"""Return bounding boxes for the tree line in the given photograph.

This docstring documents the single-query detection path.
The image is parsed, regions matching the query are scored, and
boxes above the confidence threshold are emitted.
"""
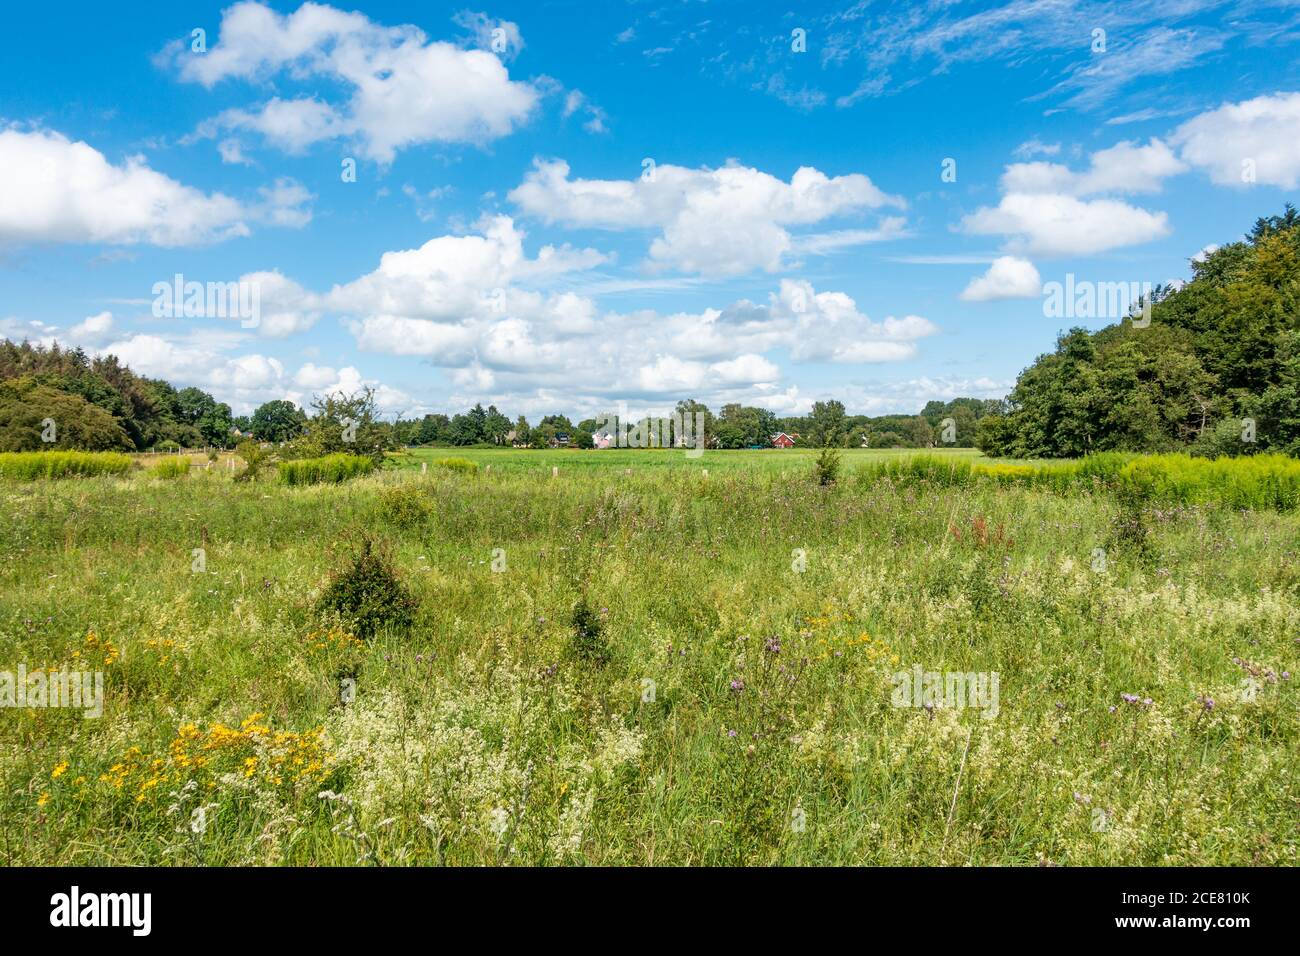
[0,343,1000,454]
[977,205,1300,458]
[3,205,1294,459]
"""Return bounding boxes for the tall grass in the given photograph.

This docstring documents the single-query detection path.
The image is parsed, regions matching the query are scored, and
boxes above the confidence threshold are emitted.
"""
[278,454,376,486]
[432,456,478,474]
[0,451,132,480]
[858,452,1300,511]
[1,452,1297,866]
[2,460,1295,866]
[150,457,191,479]
[1117,453,1300,511]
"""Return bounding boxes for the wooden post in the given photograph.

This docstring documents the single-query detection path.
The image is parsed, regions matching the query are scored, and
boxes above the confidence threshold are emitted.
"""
[703,469,708,478]
[486,464,491,473]
[421,462,427,474]
[552,466,558,478]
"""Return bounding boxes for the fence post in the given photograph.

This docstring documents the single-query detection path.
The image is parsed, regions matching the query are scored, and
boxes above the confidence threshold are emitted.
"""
[552,466,558,478]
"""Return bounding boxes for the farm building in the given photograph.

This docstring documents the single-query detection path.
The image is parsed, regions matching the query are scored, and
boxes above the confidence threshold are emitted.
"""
[771,432,797,448]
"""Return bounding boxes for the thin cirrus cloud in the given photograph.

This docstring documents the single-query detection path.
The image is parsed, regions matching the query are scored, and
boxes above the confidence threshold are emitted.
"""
[165,1,540,163]
[508,158,906,276]
[0,127,311,246]
[788,2,1257,112]
[1037,26,1228,112]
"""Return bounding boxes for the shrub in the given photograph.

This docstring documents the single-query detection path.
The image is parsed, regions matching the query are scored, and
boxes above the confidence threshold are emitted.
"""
[0,451,132,480]
[1108,486,1151,556]
[151,457,191,479]
[433,457,478,475]
[378,484,434,529]
[279,454,376,486]
[318,537,419,638]
[568,597,610,665]
[813,446,842,486]
[234,440,273,483]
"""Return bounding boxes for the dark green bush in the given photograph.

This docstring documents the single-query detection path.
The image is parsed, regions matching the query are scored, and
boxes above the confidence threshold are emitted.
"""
[318,538,419,638]
[568,597,609,665]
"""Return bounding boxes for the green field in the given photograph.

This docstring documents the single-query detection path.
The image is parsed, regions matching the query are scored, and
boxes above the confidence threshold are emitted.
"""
[396,445,989,474]
[1,448,1296,865]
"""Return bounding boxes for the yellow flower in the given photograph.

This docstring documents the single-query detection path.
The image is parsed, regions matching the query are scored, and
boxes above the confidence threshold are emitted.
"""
[51,761,69,779]
[37,792,50,807]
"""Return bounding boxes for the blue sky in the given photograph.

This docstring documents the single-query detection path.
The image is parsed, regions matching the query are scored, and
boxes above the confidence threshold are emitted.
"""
[2,0,1299,420]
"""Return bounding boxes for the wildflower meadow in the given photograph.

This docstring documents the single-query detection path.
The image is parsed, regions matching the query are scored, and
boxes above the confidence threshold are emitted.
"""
[1,447,1294,866]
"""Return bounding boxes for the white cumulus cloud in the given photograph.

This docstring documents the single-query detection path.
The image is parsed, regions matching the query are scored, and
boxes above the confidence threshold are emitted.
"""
[509,158,904,276]
[960,256,1042,301]
[0,128,276,247]
[168,1,540,163]
[1172,91,1300,189]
